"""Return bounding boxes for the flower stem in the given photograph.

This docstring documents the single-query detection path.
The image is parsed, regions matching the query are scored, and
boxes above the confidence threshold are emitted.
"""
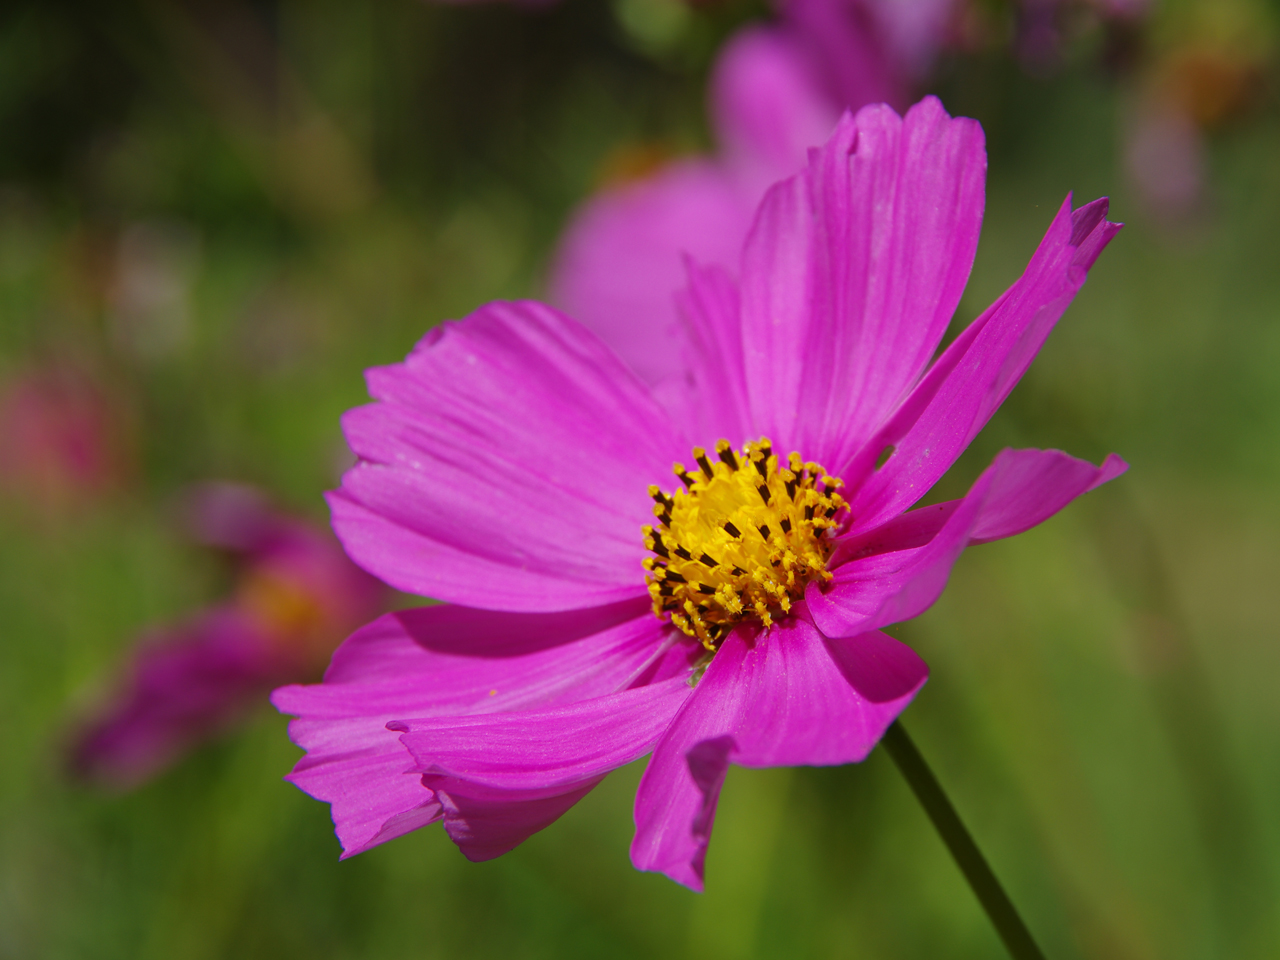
[882,720,1047,960]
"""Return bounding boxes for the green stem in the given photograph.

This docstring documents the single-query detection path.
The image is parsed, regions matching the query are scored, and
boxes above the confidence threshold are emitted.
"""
[882,720,1047,960]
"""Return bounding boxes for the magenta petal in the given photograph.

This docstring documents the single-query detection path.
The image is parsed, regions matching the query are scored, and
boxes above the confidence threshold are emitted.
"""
[671,260,752,445]
[392,677,691,862]
[432,778,603,862]
[969,449,1129,544]
[710,26,841,199]
[844,197,1123,530]
[729,617,927,767]
[808,461,996,638]
[331,300,685,611]
[629,620,927,889]
[546,160,754,388]
[738,97,987,466]
[781,0,908,111]
[811,447,1127,638]
[273,602,676,857]
[630,633,750,891]
[74,608,285,790]
[393,677,691,790]
[280,717,443,858]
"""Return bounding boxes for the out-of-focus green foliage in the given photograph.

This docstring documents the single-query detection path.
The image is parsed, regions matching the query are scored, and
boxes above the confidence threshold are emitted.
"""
[1,1,1278,958]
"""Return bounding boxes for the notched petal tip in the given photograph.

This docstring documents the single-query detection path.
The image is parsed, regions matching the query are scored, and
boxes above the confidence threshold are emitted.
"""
[1098,453,1130,484]
[1070,195,1124,271]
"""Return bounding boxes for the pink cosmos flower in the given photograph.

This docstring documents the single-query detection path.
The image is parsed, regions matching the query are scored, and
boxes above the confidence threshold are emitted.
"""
[274,97,1125,890]
[548,0,956,388]
[0,361,133,512]
[73,484,384,790]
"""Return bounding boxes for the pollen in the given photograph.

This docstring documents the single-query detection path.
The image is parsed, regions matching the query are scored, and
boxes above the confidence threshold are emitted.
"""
[642,437,848,651]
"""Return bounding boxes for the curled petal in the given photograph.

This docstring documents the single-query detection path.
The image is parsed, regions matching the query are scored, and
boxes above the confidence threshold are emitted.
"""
[810,447,1127,639]
[431,777,603,863]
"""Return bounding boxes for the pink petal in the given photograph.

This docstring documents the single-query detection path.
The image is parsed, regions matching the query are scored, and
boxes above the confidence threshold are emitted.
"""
[809,447,1127,639]
[710,26,841,200]
[546,160,753,388]
[273,602,683,857]
[729,618,927,768]
[630,621,926,890]
[630,634,749,891]
[738,97,986,467]
[331,300,685,612]
[670,260,752,446]
[280,717,443,858]
[73,608,286,790]
[388,679,690,862]
[968,449,1129,544]
[392,678,692,791]
[431,778,603,862]
[546,22,843,393]
[843,197,1122,530]
[780,0,908,111]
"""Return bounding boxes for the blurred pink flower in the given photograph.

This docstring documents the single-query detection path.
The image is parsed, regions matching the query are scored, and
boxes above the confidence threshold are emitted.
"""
[275,98,1124,889]
[548,0,956,387]
[72,483,385,790]
[1123,40,1266,225]
[0,362,133,512]
[1124,97,1206,222]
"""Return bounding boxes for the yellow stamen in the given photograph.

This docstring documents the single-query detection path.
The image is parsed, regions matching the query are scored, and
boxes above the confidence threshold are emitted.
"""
[643,437,847,651]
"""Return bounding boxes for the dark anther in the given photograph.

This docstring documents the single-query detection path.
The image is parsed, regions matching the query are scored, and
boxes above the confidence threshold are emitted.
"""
[699,553,719,568]
[780,518,792,534]
[697,584,716,596]
[651,540,670,558]
[674,464,695,489]
[754,456,769,481]
[716,440,740,471]
[731,565,745,575]
[658,583,674,596]
[650,488,673,508]
[757,483,771,504]
[784,479,797,500]
[758,524,771,540]
[673,545,693,561]
[723,521,742,538]
[658,511,672,528]
[694,449,715,478]
[665,571,687,583]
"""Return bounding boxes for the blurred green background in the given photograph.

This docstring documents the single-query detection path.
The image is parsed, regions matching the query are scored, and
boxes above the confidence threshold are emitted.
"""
[2,0,1279,957]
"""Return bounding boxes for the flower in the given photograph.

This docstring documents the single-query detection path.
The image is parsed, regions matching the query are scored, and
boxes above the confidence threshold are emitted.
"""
[0,360,134,513]
[548,0,956,387]
[72,484,385,790]
[274,97,1125,890]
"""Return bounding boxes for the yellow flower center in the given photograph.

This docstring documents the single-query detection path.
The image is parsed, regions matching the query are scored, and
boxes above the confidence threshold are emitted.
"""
[642,437,848,651]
